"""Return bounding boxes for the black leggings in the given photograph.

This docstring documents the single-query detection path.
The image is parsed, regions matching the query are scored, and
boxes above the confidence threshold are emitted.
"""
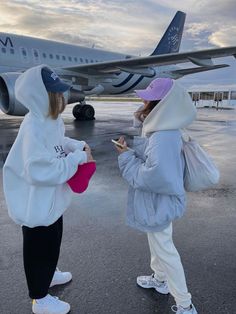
[22,216,63,299]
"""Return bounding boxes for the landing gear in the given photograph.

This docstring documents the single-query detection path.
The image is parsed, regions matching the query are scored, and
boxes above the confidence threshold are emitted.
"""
[72,104,95,120]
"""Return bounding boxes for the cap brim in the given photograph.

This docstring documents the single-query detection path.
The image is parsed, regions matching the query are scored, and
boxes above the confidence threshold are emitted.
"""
[135,89,162,101]
[47,81,71,93]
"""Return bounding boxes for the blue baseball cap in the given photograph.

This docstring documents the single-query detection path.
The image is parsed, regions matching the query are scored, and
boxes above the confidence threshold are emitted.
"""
[41,67,71,93]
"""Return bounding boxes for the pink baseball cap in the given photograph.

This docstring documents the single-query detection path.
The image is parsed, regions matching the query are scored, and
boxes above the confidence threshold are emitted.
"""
[135,78,173,101]
[67,162,96,193]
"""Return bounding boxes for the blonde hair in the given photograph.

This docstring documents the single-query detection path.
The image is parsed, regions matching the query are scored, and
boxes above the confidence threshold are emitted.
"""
[47,92,66,119]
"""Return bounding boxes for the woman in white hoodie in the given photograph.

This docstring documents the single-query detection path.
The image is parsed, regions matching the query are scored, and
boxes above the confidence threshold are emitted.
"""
[115,78,198,314]
[3,65,94,314]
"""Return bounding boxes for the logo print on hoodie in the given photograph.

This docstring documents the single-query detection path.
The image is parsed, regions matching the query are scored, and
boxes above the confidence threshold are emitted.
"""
[54,145,66,158]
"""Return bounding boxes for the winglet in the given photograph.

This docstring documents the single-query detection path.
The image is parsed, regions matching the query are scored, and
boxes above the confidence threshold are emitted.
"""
[151,11,186,55]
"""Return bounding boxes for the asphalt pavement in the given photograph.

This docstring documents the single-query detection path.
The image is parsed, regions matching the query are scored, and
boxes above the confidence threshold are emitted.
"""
[0,102,236,314]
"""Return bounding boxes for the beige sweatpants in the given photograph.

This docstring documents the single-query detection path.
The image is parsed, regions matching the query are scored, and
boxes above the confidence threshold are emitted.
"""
[147,223,192,308]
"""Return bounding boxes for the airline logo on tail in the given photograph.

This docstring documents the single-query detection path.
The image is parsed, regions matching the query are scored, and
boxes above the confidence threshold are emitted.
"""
[168,26,180,51]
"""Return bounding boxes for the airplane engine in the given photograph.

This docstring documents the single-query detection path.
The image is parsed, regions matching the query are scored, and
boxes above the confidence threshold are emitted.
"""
[0,72,28,116]
[0,73,89,118]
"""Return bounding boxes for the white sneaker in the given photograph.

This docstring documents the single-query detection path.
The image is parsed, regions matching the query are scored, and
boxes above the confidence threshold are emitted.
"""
[171,304,198,314]
[137,273,169,294]
[50,268,72,288]
[32,294,70,314]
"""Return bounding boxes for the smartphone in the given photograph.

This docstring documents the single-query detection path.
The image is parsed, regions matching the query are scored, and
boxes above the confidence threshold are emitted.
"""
[111,139,126,149]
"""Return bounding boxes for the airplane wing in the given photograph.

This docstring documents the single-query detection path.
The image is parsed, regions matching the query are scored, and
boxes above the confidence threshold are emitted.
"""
[170,64,229,77]
[61,46,236,76]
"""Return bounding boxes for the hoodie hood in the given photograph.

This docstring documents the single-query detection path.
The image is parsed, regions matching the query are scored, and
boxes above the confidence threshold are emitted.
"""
[141,80,197,137]
[15,64,50,120]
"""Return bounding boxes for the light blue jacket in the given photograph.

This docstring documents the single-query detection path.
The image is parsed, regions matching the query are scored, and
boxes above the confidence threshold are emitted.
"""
[118,80,197,233]
[118,130,186,233]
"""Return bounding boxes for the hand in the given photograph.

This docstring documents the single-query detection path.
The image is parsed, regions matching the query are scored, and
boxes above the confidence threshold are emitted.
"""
[115,136,128,154]
[84,143,91,153]
[85,147,95,162]
[87,153,95,162]
[83,143,91,150]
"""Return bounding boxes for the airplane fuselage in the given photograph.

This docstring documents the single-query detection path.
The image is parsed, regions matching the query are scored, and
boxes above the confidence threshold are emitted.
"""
[0,33,178,96]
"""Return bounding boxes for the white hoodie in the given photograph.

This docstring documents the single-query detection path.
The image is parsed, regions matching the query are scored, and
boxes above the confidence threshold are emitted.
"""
[141,80,197,136]
[3,64,87,227]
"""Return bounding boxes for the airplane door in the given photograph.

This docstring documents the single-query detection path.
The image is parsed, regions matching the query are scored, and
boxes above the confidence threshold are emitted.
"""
[32,48,41,64]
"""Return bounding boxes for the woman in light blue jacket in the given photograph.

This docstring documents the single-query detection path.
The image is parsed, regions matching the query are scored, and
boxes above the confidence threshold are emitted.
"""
[115,78,198,314]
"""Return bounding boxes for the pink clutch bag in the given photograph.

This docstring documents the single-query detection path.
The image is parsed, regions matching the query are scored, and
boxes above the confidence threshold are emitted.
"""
[67,161,96,193]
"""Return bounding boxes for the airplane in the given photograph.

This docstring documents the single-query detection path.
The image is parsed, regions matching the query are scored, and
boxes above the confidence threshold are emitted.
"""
[0,10,236,120]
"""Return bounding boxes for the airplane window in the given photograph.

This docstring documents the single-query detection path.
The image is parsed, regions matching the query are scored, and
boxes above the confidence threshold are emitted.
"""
[80,58,83,62]
[56,55,60,60]
[22,49,27,56]
[68,56,72,61]
[85,59,88,63]
[62,56,66,60]
[90,60,94,63]
[49,54,53,59]
[42,52,47,58]
[10,48,14,54]
[1,47,6,53]
[31,48,40,63]
[74,57,78,62]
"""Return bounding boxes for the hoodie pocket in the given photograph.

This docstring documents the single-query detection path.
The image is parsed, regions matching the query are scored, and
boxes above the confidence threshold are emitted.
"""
[133,190,159,227]
[133,191,184,229]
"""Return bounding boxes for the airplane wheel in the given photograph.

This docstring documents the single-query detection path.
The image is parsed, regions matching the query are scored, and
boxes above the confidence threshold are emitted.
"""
[82,104,95,120]
[72,104,83,119]
[72,104,95,120]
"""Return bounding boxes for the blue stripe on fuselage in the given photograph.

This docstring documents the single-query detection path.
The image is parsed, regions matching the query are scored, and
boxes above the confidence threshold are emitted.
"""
[111,75,144,94]
[112,73,134,87]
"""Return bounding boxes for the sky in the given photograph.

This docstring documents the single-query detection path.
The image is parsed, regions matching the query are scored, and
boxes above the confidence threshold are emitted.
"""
[0,0,236,88]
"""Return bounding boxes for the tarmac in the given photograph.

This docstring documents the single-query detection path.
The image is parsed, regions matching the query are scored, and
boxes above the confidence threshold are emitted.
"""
[0,102,236,314]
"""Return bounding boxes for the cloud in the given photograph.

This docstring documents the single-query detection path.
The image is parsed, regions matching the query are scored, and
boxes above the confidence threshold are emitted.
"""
[1,0,236,53]
[0,0,235,86]
[0,0,185,54]
[209,26,236,47]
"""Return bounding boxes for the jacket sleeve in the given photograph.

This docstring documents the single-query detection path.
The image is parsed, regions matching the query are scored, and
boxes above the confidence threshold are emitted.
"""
[23,130,87,186]
[118,132,182,194]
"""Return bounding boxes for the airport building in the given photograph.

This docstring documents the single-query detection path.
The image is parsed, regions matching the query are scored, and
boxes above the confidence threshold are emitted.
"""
[188,86,236,109]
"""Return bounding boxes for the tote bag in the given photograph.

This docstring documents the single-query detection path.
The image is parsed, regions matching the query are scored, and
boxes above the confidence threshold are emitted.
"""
[181,132,220,192]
